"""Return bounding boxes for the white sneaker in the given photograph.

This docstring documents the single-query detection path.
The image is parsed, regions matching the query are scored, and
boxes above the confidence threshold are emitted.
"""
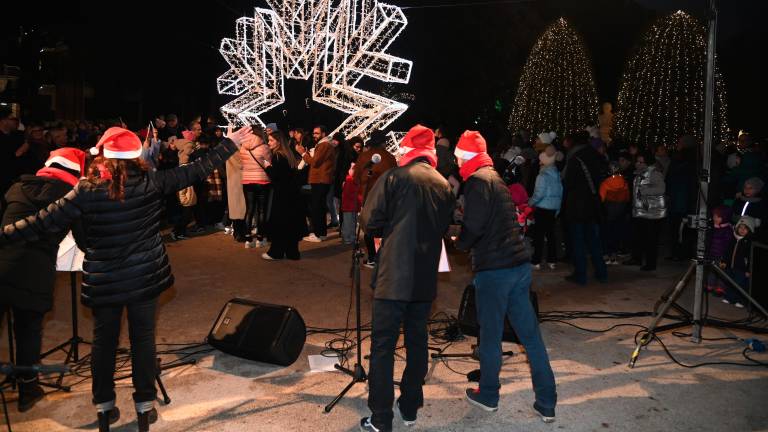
[734,302,745,309]
[721,298,731,305]
[244,240,256,249]
[223,227,233,235]
[533,264,542,270]
[548,263,557,270]
[303,234,324,243]
[261,253,279,261]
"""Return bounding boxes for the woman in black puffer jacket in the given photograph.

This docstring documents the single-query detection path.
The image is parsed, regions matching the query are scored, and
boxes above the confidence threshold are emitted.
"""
[0,126,253,431]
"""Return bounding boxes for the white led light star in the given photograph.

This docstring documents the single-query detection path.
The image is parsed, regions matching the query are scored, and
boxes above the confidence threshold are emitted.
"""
[218,0,413,139]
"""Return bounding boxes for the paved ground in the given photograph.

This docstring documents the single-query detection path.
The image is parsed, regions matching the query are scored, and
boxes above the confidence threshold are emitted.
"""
[2,229,768,431]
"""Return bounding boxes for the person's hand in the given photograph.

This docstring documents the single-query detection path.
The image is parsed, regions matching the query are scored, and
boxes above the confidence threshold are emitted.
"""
[225,125,254,148]
[262,158,271,168]
[15,141,30,157]
[295,144,306,155]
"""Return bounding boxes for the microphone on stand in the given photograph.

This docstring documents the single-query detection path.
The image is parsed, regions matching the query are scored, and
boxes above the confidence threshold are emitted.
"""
[365,153,382,171]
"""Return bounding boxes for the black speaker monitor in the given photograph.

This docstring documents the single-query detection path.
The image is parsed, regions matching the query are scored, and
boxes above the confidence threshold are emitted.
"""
[208,299,307,366]
[457,284,539,343]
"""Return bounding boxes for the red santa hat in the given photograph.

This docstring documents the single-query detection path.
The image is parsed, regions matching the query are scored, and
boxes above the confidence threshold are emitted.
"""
[45,147,87,175]
[398,125,437,167]
[454,130,487,160]
[90,127,143,159]
[37,147,87,186]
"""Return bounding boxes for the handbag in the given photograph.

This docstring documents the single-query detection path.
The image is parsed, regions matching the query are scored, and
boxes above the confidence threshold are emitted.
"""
[178,185,197,207]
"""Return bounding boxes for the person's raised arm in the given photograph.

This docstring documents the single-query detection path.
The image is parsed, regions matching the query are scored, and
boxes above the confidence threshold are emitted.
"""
[151,126,253,195]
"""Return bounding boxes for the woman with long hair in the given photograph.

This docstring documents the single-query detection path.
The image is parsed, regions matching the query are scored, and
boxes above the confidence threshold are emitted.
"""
[240,128,272,248]
[0,126,253,431]
[261,131,305,260]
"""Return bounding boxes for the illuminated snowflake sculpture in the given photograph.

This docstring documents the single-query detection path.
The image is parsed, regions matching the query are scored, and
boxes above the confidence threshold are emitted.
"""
[218,0,413,139]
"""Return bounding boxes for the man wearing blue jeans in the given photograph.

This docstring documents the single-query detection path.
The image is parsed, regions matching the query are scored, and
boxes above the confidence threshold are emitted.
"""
[454,131,557,422]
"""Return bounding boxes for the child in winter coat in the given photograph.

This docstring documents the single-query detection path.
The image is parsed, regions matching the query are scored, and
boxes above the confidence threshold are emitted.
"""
[722,216,757,308]
[529,145,563,269]
[599,162,630,265]
[707,206,734,296]
[341,164,362,244]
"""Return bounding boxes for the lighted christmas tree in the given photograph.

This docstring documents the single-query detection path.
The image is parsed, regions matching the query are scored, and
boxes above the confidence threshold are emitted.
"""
[613,11,729,150]
[508,18,598,137]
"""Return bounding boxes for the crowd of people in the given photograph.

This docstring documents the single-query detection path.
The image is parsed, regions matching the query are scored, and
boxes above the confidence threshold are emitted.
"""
[1,101,767,430]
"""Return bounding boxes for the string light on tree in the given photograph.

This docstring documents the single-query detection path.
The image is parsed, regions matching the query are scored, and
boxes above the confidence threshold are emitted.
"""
[218,0,413,138]
[613,10,729,150]
[508,18,598,137]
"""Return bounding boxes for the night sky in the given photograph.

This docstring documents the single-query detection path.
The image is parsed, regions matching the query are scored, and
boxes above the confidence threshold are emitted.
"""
[4,0,767,140]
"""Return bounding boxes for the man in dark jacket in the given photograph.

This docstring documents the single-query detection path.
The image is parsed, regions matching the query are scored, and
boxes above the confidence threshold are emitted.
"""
[562,131,608,285]
[353,131,397,267]
[0,147,87,412]
[453,131,557,422]
[359,125,454,432]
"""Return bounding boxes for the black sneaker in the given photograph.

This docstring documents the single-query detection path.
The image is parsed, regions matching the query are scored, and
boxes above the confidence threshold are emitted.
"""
[170,232,189,241]
[363,260,376,269]
[396,400,417,426]
[359,417,389,431]
[17,382,44,412]
[533,402,556,423]
[465,388,498,412]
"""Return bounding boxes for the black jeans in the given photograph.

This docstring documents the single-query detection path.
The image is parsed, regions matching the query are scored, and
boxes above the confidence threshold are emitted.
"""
[368,299,432,430]
[532,208,558,265]
[243,184,271,241]
[632,218,663,269]
[310,183,330,237]
[91,299,157,405]
[1,307,45,381]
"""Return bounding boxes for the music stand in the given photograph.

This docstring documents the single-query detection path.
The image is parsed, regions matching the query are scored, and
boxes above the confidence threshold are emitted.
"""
[38,232,89,390]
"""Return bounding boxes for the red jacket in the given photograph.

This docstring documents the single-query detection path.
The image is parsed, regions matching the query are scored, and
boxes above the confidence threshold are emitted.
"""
[341,174,362,212]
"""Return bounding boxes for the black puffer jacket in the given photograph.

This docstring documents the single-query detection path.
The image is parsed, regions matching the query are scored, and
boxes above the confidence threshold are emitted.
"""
[0,176,86,312]
[0,139,239,307]
[362,159,455,302]
[456,166,530,272]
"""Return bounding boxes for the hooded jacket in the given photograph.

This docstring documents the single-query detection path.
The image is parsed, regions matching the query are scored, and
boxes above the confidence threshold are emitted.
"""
[0,140,239,307]
[0,175,85,312]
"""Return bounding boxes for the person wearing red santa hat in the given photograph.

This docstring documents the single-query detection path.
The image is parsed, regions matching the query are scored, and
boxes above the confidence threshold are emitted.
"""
[0,147,88,412]
[1,126,254,431]
[453,131,557,423]
[359,125,454,432]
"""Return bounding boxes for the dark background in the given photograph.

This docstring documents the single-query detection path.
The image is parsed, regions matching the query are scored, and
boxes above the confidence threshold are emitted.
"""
[2,0,766,140]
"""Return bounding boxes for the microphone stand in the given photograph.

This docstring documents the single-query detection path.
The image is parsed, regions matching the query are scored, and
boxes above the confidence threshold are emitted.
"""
[324,165,374,413]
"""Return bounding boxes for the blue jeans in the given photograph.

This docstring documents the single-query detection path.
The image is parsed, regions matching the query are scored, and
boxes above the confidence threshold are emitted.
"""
[474,265,556,410]
[569,222,607,283]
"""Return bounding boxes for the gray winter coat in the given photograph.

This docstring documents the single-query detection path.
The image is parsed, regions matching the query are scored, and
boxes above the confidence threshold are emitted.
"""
[632,166,667,220]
